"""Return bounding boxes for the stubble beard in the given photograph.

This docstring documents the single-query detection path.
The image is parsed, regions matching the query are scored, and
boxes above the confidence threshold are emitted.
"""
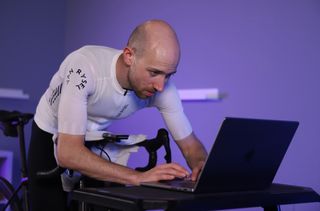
[127,69,147,99]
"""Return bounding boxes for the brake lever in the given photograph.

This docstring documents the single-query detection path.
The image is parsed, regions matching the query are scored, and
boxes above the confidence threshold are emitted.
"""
[135,128,171,172]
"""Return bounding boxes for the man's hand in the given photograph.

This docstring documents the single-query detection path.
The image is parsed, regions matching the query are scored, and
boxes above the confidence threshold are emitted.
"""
[175,132,207,181]
[137,163,189,184]
[191,160,205,181]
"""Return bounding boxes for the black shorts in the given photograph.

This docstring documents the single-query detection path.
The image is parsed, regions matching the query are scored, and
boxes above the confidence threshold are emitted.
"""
[27,121,69,211]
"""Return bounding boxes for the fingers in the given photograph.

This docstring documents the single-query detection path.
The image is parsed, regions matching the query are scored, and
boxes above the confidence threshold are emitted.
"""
[157,162,189,178]
[191,167,200,181]
[191,161,205,181]
[139,163,190,184]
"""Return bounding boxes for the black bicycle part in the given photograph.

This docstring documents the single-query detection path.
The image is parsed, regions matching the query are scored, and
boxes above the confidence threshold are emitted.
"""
[0,176,23,211]
[135,128,172,172]
[0,110,33,211]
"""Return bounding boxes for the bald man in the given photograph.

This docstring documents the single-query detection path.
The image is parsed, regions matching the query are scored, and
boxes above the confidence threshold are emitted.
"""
[27,20,207,211]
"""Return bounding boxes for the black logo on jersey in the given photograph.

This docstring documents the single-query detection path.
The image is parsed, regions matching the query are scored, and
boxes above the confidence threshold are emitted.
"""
[66,68,74,84]
[49,83,62,105]
[66,68,87,90]
[116,104,129,118]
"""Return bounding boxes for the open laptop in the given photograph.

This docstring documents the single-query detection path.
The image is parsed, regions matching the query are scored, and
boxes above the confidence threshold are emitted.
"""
[141,117,299,193]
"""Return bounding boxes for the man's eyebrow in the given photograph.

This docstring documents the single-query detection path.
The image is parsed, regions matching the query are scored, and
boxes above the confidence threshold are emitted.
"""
[147,67,177,76]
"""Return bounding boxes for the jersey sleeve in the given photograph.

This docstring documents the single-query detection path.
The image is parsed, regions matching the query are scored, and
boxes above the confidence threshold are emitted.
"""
[57,53,95,135]
[150,81,192,141]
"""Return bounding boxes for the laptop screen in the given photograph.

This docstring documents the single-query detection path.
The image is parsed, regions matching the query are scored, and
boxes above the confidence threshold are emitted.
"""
[195,117,299,192]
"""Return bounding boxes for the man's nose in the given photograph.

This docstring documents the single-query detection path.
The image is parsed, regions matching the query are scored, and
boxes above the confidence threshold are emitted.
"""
[153,76,166,92]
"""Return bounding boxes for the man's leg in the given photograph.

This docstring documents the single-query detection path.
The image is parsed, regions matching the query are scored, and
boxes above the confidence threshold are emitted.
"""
[27,121,68,211]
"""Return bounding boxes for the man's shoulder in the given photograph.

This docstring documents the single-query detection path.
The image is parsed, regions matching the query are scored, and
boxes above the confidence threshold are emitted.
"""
[66,45,121,64]
[151,80,180,104]
[80,45,120,53]
[78,45,121,56]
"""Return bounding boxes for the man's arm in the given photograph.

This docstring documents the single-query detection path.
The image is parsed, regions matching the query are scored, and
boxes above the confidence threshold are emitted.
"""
[56,133,189,185]
[175,132,208,181]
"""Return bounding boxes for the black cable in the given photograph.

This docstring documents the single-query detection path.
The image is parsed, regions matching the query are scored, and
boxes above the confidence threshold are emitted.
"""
[93,143,111,162]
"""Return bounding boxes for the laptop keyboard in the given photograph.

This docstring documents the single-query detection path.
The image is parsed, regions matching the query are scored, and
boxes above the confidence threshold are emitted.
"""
[160,178,196,189]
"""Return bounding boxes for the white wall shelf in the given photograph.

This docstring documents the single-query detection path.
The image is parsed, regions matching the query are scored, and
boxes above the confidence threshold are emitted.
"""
[178,88,221,101]
[0,88,29,100]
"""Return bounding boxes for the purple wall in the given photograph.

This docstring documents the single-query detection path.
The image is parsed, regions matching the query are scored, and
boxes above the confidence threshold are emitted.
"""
[1,1,319,210]
[0,1,66,191]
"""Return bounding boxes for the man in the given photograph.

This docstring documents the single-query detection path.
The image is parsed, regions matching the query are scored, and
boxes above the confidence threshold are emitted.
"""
[27,19,207,210]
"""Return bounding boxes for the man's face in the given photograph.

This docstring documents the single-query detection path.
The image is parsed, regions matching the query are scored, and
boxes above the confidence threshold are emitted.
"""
[128,49,178,99]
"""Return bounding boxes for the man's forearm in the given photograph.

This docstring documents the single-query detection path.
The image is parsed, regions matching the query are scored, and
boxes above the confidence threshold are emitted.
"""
[185,140,207,169]
[176,132,207,169]
[57,133,140,185]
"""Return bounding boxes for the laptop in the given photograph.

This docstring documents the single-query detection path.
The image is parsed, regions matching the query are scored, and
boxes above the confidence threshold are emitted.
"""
[141,117,299,193]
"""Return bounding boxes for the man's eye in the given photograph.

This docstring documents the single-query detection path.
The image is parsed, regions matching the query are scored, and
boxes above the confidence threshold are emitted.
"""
[149,71,158,77]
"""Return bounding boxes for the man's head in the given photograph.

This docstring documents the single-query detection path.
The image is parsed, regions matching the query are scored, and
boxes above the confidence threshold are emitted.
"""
[119,19,180,99]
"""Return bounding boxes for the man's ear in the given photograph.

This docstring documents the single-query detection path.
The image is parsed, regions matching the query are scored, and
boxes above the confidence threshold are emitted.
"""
[123,47,134,66]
